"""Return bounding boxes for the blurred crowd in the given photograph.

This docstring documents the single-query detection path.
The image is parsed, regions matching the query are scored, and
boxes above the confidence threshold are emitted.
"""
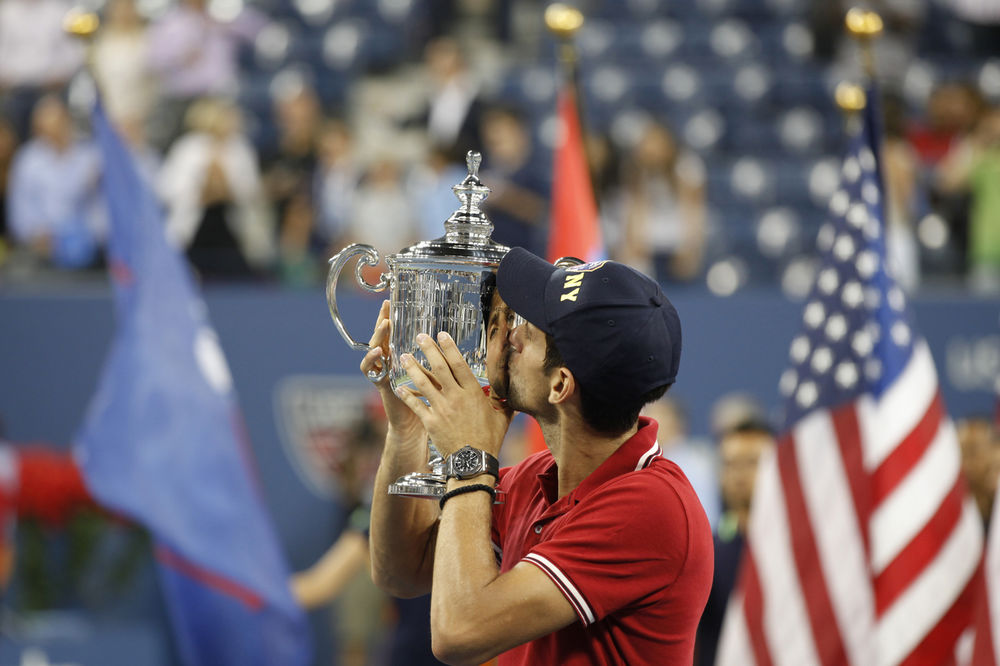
[0,0,996,293]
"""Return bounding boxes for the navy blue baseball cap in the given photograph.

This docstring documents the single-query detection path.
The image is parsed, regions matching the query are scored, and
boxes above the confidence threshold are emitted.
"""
[496,247,682,404]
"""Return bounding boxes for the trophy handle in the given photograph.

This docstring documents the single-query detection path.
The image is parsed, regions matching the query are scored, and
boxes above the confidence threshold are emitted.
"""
[326,243,391,382]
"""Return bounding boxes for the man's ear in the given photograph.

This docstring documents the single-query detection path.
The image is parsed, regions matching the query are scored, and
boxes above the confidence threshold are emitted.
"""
[548,367,575,405]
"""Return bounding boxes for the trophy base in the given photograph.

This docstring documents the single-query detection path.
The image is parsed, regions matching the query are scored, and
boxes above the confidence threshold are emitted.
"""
[388,472,505,504]
[388,472,448,499]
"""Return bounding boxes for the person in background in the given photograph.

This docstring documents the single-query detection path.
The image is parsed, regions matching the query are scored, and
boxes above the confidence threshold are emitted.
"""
[478,105,548,256]
[695,419,776,666]
[344,154,417,286]
[261,83,322,285]
[643,396,721,528]
[7,95,104,269]
[607,119,707,284]
[0,0,84,138]
[402,37,483,159]
[0,117,18,259]
[157,97,274,281]
[407,144,469,241]
[936,104,1000,293]
[956,416,1000,527]
[145,0,263,148]
[908,82,984,169]
[881,93,922,291]
[292,413,444,666]
[313,118,361,260]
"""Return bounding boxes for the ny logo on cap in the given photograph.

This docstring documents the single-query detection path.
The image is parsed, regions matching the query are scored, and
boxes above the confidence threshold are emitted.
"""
[559,260,608,302]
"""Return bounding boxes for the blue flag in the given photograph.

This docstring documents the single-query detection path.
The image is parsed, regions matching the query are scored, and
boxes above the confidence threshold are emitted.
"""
[75,100,311,665]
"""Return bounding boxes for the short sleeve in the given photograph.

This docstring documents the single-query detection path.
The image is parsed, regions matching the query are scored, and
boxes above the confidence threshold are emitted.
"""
[490,466,513,565]
[522,477,690,626]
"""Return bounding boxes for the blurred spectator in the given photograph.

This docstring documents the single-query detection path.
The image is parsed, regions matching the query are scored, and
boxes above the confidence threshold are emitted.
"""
[92,0,156,127]
[935,104,1000,292]
[406,145,468,240]
[345,155,417,254]
[479,105,548,255]
[0,117,17,250]
[948,0,1000,56]
[314,118,361,257]
[292,410,443,665]
[957,416,1000,527]
[709,392,767,442]
[606,120,707,283]
[585,131,621,208]
[907,82,984,168]
[7,94,104,269]
[157,97,274,280]
[695,420,775,666]
[882,94,922,291]
[403,37,484,158]
[146,0,264,147]
[0,0,84,138]
[261,84,322,285]
[642,396,721,528]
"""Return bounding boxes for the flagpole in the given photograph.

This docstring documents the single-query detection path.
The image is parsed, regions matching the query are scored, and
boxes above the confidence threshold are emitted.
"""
[63,7,101,67]
[545,3,585,114]
[845,7,884,82]
[544,3,596,206]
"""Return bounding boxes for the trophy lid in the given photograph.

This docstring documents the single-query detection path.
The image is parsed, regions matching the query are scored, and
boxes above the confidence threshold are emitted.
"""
[394,151,509,264]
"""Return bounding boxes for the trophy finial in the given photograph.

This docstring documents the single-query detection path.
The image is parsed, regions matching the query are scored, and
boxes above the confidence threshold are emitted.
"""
[466,151,482,180]
[443,150,493,243]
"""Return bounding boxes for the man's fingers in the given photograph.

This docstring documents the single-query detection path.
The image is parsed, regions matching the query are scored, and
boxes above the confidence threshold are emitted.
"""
[400,353,441,394]
[414,334,457,388]
[394,386,429,419]
[436,331,477,389]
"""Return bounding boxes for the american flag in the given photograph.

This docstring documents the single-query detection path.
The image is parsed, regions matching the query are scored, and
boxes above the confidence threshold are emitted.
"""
[716,91,983,665]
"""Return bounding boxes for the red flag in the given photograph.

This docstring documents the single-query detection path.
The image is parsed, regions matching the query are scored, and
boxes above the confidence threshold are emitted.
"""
[546,87,603,263]
[717,91,982,666]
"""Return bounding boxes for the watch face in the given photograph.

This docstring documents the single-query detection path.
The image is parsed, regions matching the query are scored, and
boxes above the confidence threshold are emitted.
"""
[454,447,481,475]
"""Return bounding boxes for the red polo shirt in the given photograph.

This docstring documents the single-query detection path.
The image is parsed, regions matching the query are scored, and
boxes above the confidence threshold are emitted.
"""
[491,417,713,665]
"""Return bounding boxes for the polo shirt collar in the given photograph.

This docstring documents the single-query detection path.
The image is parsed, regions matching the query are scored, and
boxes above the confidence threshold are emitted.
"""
[535,416,662,508]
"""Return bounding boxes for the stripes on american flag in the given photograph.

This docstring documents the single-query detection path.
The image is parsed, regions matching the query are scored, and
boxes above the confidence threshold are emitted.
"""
[716,89,983,666]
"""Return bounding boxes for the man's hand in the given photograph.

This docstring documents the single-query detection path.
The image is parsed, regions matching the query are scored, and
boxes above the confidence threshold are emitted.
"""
[395,331,512,459]
[361,300,423,441]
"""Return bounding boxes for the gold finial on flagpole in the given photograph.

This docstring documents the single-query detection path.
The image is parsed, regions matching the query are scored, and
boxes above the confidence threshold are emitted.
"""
[835,82,867,113]
[545,3,584,64]
[545,4,584,39]
[63,7,100,38]
[845,8,883,79]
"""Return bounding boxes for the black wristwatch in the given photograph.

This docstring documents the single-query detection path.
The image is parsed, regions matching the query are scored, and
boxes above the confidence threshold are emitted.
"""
[444,446,500,480]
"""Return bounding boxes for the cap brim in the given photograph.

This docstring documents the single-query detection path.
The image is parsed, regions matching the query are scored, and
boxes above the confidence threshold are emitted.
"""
[497,247,556,333]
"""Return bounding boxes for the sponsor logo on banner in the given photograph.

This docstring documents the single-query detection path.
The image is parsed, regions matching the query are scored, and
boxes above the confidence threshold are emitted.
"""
[273,375,380,499]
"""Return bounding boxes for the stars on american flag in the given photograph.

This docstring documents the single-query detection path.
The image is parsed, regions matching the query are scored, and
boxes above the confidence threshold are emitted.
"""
[779,119,916,424]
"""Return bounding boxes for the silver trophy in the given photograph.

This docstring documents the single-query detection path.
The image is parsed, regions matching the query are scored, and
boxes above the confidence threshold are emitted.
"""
[326,151,509,499]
